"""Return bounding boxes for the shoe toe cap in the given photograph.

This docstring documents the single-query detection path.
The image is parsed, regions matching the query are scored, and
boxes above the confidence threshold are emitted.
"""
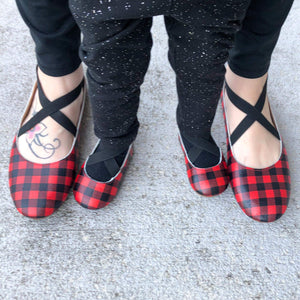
[191,181,228,197]
[235,192,289,223]
[228,146,290,222]
[73,167,116,209]
[10,184,69,218]
[73,187,111,210]
[189,160,229,197]
[14,199,62,218]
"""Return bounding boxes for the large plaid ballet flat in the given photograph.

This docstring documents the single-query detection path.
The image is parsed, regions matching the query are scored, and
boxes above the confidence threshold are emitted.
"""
[221,81,290,222]
[73,142,133,209]
[9,75,86,218]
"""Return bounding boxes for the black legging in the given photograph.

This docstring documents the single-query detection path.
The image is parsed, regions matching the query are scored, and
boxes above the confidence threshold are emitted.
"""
[16,0,294,150]
[15,0,81,77]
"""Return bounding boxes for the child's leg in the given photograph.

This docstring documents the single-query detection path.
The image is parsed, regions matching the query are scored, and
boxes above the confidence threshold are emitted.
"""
[80,18,153,151]
[69,1,179,207]
[69,1,155,181]
[225,0,294,168]
[164,0,251,168]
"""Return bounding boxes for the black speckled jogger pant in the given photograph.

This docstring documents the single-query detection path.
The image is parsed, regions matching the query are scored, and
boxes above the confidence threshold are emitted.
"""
[16,0,294,149]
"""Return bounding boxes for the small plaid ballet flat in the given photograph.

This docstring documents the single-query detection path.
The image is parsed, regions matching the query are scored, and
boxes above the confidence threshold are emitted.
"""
[179,133,229,197]
[221,80,290,222]
[9,75,86,218]
[73,141,133,209]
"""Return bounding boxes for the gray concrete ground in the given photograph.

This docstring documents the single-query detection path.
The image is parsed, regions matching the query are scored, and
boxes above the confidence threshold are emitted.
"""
[0,1,299,299]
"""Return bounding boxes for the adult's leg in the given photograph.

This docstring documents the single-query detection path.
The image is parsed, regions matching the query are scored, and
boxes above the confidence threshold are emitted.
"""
[225,0,294,168]
[15,0,84,163]
[16,0,81,76]
[228,0,294,78]
[10,0,85,218]
[164,0,251,167]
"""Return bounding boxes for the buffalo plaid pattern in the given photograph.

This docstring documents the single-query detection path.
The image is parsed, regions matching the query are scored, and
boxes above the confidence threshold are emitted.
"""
[73,146,133,209]
[9,137,77,218]
[179,136,229,197]
[221,92,290,222]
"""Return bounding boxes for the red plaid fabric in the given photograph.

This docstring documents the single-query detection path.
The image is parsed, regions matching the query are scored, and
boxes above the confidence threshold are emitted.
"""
[9,137,77,218]
[73,146,133,209]
[221,92,290,222]
[179,136,229,197]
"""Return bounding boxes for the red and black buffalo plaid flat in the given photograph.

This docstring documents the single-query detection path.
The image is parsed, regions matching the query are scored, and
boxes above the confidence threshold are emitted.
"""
[221,80,290,222]
[9,76,86,218]
[179,133,229,197]
[73,141,133,209]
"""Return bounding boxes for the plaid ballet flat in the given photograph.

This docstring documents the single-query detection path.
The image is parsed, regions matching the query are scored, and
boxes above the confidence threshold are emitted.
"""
[9,74,86,218]
[221,80,290,222]
[179,133,229,197]
[73,141,133,209]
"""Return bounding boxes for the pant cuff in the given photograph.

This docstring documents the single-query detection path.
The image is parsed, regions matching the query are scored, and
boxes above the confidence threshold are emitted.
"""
[37,58,82,77]
[227,59,270,79]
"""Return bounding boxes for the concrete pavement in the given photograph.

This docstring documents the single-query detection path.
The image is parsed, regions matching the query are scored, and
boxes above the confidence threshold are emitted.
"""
[0,1,299,299]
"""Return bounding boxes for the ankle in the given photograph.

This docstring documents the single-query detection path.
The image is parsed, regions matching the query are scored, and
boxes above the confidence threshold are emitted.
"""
[181,134,220,168]
[85,142,129,182]
[225,66,268,106]
[37,65,84,101]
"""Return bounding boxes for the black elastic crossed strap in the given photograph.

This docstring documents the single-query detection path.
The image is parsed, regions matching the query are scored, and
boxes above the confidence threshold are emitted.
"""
[225,80,280,146]
[86,143,130,178]
[183,134,220,164]
[18,75,84,138]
